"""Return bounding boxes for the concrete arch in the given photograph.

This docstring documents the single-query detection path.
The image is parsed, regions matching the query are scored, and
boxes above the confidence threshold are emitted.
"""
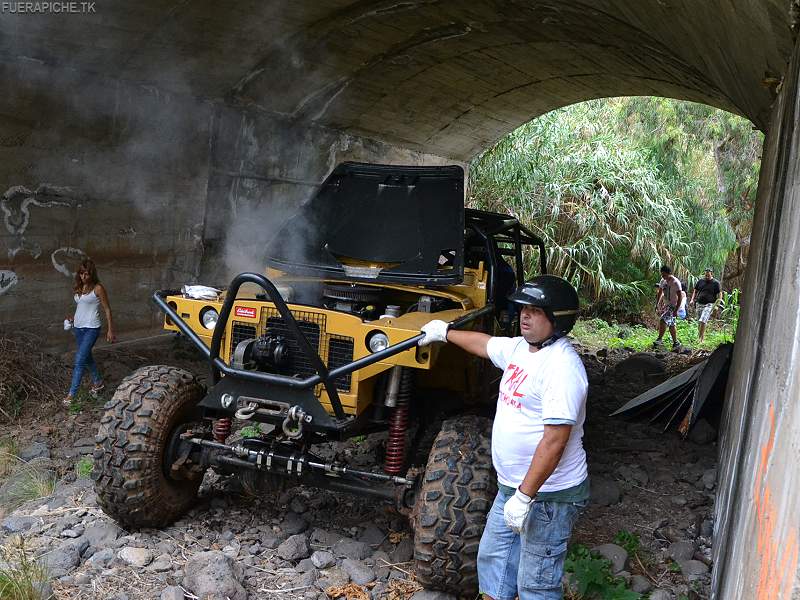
[223,1,793,158]
[1,1,793,160]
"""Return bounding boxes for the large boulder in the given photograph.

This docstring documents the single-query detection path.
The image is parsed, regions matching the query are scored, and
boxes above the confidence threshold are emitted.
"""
[42,538,89,577]
[184,551,247,600]
[591,543,629,574]
[277,534,310,561]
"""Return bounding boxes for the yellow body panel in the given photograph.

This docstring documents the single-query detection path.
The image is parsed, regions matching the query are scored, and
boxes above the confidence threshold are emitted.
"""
[164,268,489,416]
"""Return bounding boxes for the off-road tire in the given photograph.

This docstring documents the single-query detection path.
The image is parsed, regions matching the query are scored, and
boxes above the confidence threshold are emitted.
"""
[413,415,496,595]
[93,365,206,528]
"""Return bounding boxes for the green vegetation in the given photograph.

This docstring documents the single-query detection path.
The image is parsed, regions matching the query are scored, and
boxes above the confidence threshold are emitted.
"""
[565,545,640,600]
[470,97,760,320]
[75,457,93,478]
[613,530,640,558]
[0,440,19,479]
[0,462,56,515]
[239,424,263,439]
[572,313,736,352]
[0,441,57,515]
[717,289,741,331]
[0,537,50,599]
[67,388,102,415]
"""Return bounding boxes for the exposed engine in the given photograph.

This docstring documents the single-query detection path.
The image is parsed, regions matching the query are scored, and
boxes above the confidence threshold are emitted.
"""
[265,281,457,319]
[322,283,384,319]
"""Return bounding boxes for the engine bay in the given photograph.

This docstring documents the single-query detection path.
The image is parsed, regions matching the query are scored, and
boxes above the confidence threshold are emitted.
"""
[257,280,460,321]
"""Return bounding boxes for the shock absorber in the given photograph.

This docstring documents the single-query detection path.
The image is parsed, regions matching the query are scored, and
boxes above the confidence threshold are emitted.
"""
[212,417,232,442]
[384,367,413,475]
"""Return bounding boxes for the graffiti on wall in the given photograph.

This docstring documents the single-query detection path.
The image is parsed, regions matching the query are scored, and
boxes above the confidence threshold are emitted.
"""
[51,247,88,278]
[0,270,18,296]
[1,184,81,260]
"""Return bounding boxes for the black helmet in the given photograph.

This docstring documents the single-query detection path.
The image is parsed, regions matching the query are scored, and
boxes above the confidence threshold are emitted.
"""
[508,275,580,336]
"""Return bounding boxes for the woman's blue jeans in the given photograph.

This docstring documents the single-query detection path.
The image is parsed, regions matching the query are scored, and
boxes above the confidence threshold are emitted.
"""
[69,327,101,396]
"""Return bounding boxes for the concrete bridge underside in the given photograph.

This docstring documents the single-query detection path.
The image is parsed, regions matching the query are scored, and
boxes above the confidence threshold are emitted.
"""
[0,2,799,597]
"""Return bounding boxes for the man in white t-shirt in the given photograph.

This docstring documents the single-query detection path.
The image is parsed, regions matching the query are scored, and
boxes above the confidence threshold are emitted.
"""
[420,275,588,599]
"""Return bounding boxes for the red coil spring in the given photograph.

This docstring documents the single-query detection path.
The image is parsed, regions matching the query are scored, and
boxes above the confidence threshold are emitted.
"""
[384,404,409,475]
[213,417,232,442]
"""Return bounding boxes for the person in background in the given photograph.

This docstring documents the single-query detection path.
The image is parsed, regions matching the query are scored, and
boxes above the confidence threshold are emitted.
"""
[654,265,682,351]
[65,258,116,407]
[676,278,688,320]
[690,268,723,343]
[419,275,588,599]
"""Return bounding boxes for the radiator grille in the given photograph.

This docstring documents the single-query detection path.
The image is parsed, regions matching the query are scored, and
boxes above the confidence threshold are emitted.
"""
[327,335,354,392]
[231,322,257,351]
[226,308,354,393]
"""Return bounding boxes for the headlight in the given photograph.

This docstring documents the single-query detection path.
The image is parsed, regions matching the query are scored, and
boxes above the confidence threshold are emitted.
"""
[200,307,219,330]
[367,331,389,353]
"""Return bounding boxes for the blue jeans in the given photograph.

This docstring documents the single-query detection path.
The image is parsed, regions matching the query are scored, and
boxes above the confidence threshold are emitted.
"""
[478,489,585,599]
[69,327,101,396]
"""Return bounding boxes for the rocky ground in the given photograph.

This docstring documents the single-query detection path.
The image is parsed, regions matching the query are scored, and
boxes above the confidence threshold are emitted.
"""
[0,334,720,599]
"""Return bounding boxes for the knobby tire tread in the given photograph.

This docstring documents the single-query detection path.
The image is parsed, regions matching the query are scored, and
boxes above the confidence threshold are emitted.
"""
[413,415,496,595]
[93,365,205,528]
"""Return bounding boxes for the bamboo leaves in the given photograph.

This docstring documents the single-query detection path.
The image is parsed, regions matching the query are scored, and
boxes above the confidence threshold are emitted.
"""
[468,98,760,311]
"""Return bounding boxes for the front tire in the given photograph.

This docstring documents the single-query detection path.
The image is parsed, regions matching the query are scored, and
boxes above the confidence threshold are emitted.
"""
[413,415,496,595]
[93,365,206,528]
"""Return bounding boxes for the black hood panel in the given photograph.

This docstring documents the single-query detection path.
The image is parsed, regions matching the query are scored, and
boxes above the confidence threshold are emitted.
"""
[265,162,465,285]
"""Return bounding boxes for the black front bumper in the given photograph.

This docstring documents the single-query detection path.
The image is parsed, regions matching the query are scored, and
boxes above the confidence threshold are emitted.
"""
[154,272,493,434]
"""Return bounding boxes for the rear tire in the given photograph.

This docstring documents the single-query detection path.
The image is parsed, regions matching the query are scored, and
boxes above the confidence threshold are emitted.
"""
[93,365,206,528]
[413,415,496,595]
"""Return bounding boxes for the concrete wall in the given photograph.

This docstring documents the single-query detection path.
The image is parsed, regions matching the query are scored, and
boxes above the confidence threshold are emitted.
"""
[0,61,212,342]
[713,37,800,599]
[0,62,454,346]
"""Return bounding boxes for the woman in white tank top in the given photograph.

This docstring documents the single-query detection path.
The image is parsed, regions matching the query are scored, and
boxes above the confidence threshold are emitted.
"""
[65,258,116,406]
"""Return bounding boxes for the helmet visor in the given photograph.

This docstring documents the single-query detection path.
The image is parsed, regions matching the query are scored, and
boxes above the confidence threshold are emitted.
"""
[508,283,549,306]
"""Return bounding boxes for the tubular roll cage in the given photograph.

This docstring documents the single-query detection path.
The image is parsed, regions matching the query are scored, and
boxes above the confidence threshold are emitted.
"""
[153,209,544,421]
[154,275,494,421]
[464,208,547,304]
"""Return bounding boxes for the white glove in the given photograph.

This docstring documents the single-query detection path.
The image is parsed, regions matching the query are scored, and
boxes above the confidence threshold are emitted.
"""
[503,488,533,533]
[418,319,450,346]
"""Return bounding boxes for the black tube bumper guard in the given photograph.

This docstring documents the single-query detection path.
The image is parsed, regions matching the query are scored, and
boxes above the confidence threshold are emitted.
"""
[154,272,494,432]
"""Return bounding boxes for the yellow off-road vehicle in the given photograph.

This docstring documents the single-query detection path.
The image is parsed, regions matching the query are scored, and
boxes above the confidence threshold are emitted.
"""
[93,162,546,595]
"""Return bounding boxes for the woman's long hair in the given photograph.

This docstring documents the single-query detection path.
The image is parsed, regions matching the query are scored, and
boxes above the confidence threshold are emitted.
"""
[73,258,100,294]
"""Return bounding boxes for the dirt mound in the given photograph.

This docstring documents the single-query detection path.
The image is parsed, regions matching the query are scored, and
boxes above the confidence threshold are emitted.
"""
[0,334,71,421]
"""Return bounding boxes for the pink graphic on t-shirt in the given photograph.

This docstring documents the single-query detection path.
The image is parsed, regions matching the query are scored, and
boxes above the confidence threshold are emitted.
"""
[499,363,528,410]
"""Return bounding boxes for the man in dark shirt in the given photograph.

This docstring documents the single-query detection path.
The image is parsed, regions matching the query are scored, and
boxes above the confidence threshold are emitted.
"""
[690,268,722,342]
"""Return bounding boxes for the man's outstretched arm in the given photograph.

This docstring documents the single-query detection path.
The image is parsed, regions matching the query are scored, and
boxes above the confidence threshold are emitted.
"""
[446,329,491,358]
[419,319,491,358]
